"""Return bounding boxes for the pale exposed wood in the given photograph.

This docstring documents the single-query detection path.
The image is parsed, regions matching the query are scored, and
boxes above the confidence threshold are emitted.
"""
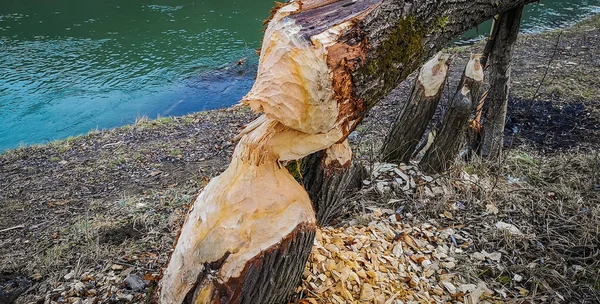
[242,4,338,135]
[157,2,376,303]
[381,53,452,164]
[420,55,484,173]
[158,120,318,303]
[419,54,453,97]
[324,140,353,168]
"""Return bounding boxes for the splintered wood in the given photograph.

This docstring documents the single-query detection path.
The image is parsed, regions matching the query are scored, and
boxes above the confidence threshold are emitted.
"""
[299,214,493,304]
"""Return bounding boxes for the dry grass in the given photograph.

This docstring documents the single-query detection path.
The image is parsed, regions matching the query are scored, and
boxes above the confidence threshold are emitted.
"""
[350,148,600,302]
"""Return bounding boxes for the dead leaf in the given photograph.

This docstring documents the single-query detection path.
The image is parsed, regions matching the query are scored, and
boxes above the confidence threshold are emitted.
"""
[444,211,453,219]
[486,203,499,215]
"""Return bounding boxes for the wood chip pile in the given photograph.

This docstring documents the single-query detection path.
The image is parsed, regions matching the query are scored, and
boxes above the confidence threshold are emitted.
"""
[299,211,495,304]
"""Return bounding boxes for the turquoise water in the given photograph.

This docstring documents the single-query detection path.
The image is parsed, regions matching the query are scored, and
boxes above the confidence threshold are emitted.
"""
[1,0,599,151]
[460,0,600,43]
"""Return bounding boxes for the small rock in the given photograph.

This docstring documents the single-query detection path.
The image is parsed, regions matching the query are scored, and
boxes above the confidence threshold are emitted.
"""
[73,282,85,294]
[488,251,502,262]
[513,274,523,282]
[111,264,124,271]
[124,274,146,292]
[495,221,523,236]
[64,270,76,281]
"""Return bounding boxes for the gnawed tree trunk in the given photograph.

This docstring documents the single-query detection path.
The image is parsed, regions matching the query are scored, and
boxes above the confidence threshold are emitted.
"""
[465,18,499,156]
[156,3,370,302]
[420,55,484,173]
[157,0,538,303]
[301,141,367,225]
[481,6,524,160]
[380,53,452,164]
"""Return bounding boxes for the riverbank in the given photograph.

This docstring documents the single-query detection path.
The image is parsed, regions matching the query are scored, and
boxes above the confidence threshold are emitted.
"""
[1,15,599,304]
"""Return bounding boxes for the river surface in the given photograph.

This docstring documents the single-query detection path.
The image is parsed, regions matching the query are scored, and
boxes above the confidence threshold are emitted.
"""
[1,0,599,151]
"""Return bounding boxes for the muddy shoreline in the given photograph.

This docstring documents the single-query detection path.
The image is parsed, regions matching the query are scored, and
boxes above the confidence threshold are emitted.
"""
[1,16,599,304]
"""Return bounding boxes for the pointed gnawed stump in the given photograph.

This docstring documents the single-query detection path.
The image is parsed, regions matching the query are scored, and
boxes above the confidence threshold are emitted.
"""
[380,53,452,164]
[420,55,484,173]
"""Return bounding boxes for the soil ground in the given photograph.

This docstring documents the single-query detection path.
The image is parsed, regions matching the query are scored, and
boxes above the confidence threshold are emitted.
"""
[1,15,599,304]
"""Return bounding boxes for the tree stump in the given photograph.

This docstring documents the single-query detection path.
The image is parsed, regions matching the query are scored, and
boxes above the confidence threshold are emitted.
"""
[301,141,367,226]
[380,53,452,164]
[420,55,484,173]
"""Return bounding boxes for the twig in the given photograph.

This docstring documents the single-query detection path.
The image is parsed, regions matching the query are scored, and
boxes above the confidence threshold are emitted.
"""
[114,260,155,272]
[525,31,562,114]
[102,141,124,148]
[0,224,25,233]
[2,179,18,192]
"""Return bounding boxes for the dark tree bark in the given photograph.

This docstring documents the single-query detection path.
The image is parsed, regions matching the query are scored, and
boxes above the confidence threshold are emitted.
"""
[420,55,484,173]
[380,53,452,164]
[182,224,316,304]
[301,141,367,226]
[480,6,524,159]
[157,1,538,303]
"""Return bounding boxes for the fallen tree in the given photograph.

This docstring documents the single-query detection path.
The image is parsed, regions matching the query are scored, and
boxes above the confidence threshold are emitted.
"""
[156,0,538,303]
